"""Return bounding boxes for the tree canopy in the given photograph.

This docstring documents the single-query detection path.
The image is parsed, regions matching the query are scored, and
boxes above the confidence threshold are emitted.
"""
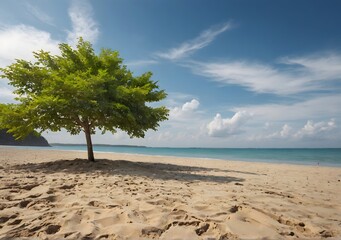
[0,38,169,161]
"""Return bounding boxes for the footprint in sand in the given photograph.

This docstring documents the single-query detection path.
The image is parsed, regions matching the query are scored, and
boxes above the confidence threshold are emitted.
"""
[46,188,55,194]
[141,227,164,238]
[18,200,32,208]
[0,214,18,224]
[219,232,239,240]
[59,184,76,190]
[195,223,210,236]
[8,219,22,225]
[87,200,120,209]
[170,208,188,220]
[21,183,39,191]
[229,205,241,213]
[88,200,104,208]
[320,230,334,238]
[45,224,61,234]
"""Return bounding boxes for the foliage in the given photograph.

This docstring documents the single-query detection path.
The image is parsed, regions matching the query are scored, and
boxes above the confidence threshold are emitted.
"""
[0,38,168,160]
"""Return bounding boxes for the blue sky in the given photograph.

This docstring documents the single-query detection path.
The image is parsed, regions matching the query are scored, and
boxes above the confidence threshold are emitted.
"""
[0,0,341,147]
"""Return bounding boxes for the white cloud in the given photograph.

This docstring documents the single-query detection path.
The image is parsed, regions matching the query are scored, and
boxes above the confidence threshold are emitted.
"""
[0,1,99,102]
[207,111,252,137]
[0,25,60,67]
[264,124,293,139]
[193,61,301,95]
[280,124,292,138]
[233,94,340,144]
[155,22,232,60]
[182,99,200,111]
[249,119,337,143]
[280,53,341,81]
[234,94,341,122]
[169,99,200,120]
[295,119,336,139]
[0,0,100,68]
[26,3,54,26]
[0,24,60,102]
[67,0,99,46]
[191,52,341,95]
[0,86,16,103]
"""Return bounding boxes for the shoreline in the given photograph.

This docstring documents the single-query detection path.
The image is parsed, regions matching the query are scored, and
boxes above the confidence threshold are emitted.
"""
[2,145,340,168]
[1,147,340,239]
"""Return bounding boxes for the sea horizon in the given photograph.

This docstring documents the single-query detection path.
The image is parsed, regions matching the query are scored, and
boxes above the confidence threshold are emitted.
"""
[3,144,340,167]
[50,142,341,149]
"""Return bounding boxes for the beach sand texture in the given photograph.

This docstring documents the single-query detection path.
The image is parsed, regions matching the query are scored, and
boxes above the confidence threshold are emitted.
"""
[0,148,340,239]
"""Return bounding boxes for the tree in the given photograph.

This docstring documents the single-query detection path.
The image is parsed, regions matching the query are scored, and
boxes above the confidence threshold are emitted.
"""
[0,38,169,161]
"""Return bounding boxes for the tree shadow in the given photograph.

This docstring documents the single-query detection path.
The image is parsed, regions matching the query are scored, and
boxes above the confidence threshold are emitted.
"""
[10,158,249,184]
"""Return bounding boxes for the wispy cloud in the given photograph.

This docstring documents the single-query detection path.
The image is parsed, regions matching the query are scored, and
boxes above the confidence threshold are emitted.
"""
[67,0,99,46]
[190,52,341,95]
[155,22,232,61]
[233,94,341,122]
[26,3,54,26]
[125,59,158,67]
[164,92,198,107]
[280,53,341,82]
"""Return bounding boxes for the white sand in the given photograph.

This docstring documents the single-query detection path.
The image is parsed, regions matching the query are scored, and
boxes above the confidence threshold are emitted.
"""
[0,147,340,239]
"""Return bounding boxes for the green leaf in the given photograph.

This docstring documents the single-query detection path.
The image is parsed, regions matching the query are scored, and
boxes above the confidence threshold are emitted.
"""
[0,38,169,154]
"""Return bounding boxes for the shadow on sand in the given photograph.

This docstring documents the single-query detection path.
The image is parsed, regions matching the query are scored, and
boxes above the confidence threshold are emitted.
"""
[10,158,249,184]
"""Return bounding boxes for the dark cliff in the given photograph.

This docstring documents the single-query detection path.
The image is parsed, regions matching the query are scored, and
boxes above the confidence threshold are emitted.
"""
[0,129,50,147]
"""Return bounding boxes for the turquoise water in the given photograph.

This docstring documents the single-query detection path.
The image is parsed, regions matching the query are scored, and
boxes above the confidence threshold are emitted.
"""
[34,145,341,167]
[4,144,340,167]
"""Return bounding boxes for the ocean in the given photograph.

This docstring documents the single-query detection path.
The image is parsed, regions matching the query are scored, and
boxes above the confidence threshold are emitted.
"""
[21,144,341,167]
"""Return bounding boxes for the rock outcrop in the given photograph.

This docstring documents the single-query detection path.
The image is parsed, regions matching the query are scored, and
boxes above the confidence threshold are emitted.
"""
[0,130,50,147]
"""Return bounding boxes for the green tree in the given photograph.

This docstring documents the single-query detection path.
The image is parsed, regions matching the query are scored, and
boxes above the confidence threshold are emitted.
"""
[0,38,168,161]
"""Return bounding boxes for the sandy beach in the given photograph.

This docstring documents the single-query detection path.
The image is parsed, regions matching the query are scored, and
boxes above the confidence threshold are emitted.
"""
[0,147,340,240]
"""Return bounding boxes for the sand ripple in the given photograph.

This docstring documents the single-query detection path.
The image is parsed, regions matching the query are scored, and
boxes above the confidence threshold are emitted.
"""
[0,148,340,239]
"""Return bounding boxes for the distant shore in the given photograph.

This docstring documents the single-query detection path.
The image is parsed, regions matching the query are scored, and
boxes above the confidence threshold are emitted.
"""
[51,143,148,148]
[0,147,340,239]
[4,144,341,167]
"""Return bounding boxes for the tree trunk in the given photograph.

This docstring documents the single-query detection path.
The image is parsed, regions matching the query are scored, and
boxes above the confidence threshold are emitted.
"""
[84,126,95,161]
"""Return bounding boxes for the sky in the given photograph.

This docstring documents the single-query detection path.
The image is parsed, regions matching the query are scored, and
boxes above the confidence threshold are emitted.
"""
[0,0,341,148]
